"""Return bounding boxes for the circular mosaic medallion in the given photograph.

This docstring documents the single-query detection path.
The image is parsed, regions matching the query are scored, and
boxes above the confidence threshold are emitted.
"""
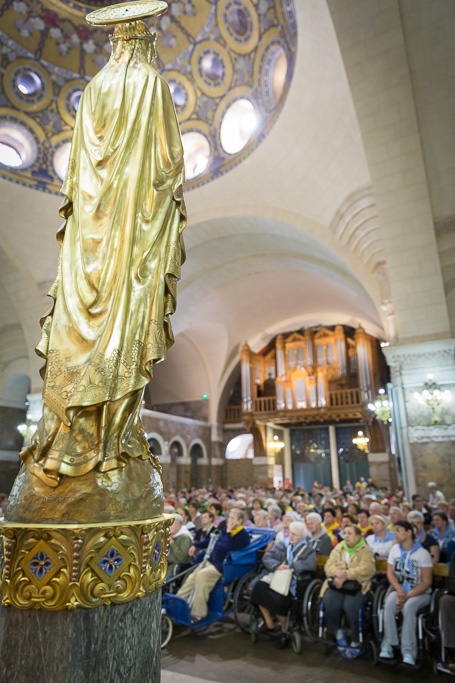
[58,80,88,126]
[0,0,296,193]
[218,0,258,55]
[4,61,53,114]
[192,41,233,98]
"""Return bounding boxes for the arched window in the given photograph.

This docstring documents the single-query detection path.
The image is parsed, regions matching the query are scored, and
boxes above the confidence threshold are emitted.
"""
[225,434,254,459]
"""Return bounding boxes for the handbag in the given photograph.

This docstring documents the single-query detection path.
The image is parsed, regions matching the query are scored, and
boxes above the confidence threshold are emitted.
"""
[261,543,309,596]
[269,568,293,596]
[327,577,361,595]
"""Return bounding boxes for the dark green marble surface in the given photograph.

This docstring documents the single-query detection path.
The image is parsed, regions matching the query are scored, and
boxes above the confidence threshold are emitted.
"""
[0,591,161,683]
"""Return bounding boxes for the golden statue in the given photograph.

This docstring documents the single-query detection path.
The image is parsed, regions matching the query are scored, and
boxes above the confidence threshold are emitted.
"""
[6,1,186,524]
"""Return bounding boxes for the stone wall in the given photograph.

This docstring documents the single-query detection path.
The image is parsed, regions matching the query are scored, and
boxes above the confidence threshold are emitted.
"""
[411,439,455,500]
[225,458,254,488]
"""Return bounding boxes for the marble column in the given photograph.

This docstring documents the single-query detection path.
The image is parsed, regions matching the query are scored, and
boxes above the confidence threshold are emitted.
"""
[384,339,455,499]
[0,592,161,683]
[328,425,340,491]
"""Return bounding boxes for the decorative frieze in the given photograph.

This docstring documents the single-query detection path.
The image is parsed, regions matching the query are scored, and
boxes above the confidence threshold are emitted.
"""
[408,424,455,443]
[0,515,172,611]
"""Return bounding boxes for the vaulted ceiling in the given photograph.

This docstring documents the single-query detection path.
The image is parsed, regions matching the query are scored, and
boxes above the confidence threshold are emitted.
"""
[0,0,454,422]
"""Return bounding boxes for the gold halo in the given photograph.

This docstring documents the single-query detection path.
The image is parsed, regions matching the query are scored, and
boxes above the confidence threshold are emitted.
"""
[86,1,168,26]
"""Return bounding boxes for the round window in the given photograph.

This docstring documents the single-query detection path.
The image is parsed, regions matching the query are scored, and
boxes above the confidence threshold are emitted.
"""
[220,99,257,154]
[182,132,210,180]
[0,122,37,169]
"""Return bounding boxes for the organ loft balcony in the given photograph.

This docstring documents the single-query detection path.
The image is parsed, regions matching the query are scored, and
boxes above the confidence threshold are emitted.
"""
[224,325,389,430]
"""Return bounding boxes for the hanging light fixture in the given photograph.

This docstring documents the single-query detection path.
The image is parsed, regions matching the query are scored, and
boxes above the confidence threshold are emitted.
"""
[267,434,284,456]
[352,430,369,453]
[413,374,452,424]
[368,388,392,424]
[17,419,38,447]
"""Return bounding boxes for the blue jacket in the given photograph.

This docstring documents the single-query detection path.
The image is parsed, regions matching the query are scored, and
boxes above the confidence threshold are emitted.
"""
[208,527,250,573]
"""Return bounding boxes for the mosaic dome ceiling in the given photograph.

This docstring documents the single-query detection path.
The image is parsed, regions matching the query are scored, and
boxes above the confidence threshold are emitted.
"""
[0,0,297,193]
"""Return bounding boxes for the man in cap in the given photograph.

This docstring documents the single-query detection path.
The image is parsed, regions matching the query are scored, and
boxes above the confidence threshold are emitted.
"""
[427,482,446,509]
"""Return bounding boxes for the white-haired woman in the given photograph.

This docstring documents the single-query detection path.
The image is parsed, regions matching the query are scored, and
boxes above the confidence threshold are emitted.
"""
[306,512,333,556]
[250,521,316,649]
[275,512,301,545]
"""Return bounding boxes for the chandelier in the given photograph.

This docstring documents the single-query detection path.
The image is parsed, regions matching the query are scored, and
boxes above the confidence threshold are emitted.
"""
[413,374,452,424]
[368,388,391,424]
[352,430,369,453]
[267,435,285,456]
[17,419,38,447]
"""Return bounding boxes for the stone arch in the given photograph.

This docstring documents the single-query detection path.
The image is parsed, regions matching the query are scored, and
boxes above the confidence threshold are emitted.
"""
[146,431,165,458]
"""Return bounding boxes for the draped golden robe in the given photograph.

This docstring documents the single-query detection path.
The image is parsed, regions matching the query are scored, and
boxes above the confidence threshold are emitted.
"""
[21,21,186,487]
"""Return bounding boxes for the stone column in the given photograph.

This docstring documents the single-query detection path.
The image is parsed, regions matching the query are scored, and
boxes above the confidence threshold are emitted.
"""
[283,427,292,484]
[328,425,340,490]
[0,593,161,683]
[210,422,225,488]
[241,344,253,412]
[384,339,455,499]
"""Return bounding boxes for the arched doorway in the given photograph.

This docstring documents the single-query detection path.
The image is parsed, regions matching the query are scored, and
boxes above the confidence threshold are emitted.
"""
[189,443,203,489]
[147,437,162,457]
[168,440,183,491]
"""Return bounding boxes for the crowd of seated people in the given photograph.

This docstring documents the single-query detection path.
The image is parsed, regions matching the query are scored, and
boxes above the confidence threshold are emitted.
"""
[161,477,454,662]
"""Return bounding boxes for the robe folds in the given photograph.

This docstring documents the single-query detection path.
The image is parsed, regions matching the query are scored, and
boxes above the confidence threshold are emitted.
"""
[21,24,187,486]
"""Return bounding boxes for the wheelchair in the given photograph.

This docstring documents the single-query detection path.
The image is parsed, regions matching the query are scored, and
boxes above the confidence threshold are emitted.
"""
[247,574,319,654]
[418,588,455,677]
[373,584,433,669]
[304,581,382,662]
[161,527,276,648]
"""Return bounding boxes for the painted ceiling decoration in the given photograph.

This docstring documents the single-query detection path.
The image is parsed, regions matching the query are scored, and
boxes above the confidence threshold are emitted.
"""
[0,0,297,194]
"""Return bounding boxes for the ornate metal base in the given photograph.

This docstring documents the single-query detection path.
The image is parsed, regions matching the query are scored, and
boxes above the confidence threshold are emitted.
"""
[0,515,172,610]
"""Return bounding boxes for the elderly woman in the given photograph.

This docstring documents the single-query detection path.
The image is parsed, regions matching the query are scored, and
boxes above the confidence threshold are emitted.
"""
[432,512,455,562]
[306,512,333,556]
[380,520,433,667]
[366,514,396,560]
[267,505,283,530]
[357,510,373,539]
[253,509,269,528]
[275,512,300,544]
[407,510,440,564]
[250,521,316,649]
[321,524,375,657]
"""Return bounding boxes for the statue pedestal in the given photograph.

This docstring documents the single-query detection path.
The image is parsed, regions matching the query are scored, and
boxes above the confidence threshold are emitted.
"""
[0,592,161,683]
[0,516,172,682]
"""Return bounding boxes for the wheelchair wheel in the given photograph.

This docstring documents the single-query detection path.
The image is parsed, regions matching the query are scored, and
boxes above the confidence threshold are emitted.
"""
[250,618,259,643]
[161,613,173,649]
[302,578,322,642]
[372,584,387,643]
[291,630,302,654]
[368,638,379,665]
[233,571,257,633]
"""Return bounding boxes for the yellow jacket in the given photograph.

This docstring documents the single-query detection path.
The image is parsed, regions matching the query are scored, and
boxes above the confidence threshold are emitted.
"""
[320,541,375,596]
